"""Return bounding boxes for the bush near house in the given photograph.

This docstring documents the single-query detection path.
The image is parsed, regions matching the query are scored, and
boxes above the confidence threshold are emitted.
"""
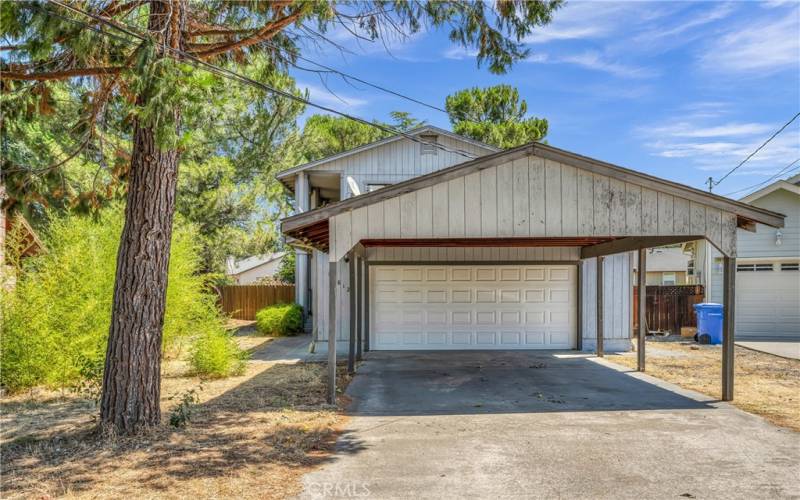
[255,303,303,336]
[0,207,245,392]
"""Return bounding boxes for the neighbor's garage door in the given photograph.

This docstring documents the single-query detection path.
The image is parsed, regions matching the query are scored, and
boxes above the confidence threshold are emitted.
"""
[371,265,577,350]
[736,262,800,339]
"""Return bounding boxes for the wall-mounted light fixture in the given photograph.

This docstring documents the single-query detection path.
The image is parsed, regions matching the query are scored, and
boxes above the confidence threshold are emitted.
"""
[776,229,783,246]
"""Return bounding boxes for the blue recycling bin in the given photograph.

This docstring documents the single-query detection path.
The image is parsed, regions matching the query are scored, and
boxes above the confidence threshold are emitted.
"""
[694,303,723,345]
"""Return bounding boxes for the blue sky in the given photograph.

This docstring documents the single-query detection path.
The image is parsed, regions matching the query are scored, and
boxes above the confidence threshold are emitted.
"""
[291,0,800,198]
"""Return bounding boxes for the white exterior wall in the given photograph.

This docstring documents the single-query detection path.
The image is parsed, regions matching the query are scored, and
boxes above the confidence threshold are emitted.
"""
[231,259,283,284]
[314,135,494,200]
[581,253,633,352]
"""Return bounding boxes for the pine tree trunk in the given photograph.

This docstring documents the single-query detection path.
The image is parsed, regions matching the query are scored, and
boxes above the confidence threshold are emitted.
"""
[100,0,185,434]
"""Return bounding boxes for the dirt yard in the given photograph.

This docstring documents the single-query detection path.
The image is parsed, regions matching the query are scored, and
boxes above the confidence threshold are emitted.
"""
[609,340,800,431]
[1,338,352,500]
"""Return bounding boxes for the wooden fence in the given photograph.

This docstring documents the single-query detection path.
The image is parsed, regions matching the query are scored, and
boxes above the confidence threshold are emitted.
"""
[633,285,705,335]
[218,284,295,320]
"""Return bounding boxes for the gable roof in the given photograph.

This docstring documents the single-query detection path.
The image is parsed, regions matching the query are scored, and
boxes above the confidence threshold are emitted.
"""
[281,141,786,246]
[740,173,800,204]
[275,125,499,191]
[226,252,286,275]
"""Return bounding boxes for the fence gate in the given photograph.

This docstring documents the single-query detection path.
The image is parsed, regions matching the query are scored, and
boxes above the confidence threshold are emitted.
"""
[633,285,705,335]
[219,284,295,320]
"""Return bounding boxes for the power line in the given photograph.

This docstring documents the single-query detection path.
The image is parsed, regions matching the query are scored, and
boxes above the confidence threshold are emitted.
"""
[44,0,479,160]
[712,111,800,187]
[722,157,800,197]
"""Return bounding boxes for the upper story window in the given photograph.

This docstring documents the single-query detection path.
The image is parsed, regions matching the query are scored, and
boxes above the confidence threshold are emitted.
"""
[780,263,799,271]
[419,134,439,156]
[662,272,677,285]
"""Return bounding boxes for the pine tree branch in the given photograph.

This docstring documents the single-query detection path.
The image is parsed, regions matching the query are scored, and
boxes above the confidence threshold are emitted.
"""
[0,67,124,81]
[189,9,305,59]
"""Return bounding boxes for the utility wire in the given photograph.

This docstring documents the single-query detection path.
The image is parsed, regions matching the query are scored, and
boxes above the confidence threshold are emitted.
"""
[722,157,800,197]
[712,111,800,187]
[45,0,479,160]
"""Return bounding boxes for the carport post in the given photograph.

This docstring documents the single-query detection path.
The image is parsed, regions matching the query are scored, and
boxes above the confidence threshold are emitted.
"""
[364,261,370,352]
[356,256,364,361]
[638,248,647,371]
[596,256,604,357]
[327,261,337,404]
[348,254,356,375]
[355,257,364,361]
[722,256,736,401]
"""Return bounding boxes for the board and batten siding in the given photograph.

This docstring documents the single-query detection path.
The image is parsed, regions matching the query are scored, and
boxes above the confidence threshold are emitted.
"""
[312,134,494,200]
[329,156,739,262]
[581,254,633,351]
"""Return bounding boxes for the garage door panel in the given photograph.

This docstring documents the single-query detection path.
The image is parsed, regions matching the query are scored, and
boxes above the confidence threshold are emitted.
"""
[736,267,799,339]
[372,264,577,350]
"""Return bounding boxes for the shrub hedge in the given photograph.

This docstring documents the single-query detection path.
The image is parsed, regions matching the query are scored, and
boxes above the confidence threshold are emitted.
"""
[0,207,245,392]
[255,303,303,336]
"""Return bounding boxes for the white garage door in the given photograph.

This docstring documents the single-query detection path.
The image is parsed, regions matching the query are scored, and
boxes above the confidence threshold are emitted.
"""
[736,262,800,339]
[371,264,577,350]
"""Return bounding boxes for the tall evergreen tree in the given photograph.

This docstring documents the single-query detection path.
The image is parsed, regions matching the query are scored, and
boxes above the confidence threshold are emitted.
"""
[445,84,548,148]
[1,0,561,433]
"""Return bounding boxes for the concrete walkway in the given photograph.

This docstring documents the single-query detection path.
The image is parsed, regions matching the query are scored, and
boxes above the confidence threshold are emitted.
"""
[301,351,800,499]
[736,340,800,360]
[248,334,349,363]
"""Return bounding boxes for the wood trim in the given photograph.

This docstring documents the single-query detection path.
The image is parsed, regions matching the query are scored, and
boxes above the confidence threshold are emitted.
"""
[365,260,581,266]
[361,237,614,248]
[722,256,735,401]
[637,248,646,371]
[327,262,337,404]
[596,256,605,357]
[577,261,583,351]
[581,236,703,259]
[348,255,356,374]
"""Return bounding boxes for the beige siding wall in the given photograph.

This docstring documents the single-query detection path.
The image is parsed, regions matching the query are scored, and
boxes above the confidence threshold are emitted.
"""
[330,155,738,261]
[582,253,633,351]
[314,135,494,200]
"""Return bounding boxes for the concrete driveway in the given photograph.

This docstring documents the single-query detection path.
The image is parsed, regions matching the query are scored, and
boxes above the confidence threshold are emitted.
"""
[301,351,800,499]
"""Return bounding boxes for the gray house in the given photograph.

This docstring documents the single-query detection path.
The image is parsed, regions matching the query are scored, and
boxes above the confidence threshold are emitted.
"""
[695,173,799,340]
[278,127,784,402]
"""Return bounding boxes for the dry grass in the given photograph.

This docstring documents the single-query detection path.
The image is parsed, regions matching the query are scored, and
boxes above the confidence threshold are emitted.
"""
[609,341,800,431]
[1,344,355,500]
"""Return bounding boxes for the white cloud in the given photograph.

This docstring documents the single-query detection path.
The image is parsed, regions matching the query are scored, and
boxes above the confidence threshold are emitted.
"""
[562,51,656,78]
[298,82,369,109]
[643,122,776,139]
[638,111,800,174]
[443,46,479,60]
[631,3,736,49]
[523,1,669,44]
[698,11,800,75]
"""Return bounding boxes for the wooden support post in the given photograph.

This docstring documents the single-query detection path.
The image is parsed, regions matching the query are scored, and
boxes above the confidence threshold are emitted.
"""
[356,256,363,361]
[638,248,647,371]
[596,256,604,357]
[364,262,370,352]
[327,261,337,404]
[348,255,356,375]
[722,255,736,401]
[576,262,583,351]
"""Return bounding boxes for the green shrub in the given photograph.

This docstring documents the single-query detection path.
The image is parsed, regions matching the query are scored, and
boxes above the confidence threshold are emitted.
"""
[189,330,247,378]
[255,303,303,336]
[0,207,245,392]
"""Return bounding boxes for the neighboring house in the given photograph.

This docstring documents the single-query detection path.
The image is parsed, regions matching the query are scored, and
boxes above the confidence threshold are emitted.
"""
[694,173,800,340]
[633,246,692,286]
[1,208,45,289]
[279,126,783,359]
[226,252,286,285]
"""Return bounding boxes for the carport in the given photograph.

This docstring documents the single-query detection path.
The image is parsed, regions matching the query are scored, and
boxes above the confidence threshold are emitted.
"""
[281,142,785,404]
